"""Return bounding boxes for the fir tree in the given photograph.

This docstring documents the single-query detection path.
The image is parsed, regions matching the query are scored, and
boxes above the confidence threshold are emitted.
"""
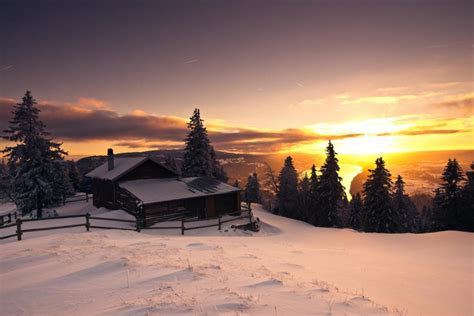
[182,109,227,182]
[317,141,346,227]
[182,109,212,177]
[2,91,67,217]
[233,179,240,188]
[210,146,228,182]
[164,155,180,174]
[433,158,465,230]
[277,156,299,219]
[0,160,11,200]
[362,157,398,233]
[350,192,363,230]
[393,175,418,232]
[459,163,474,231]
[298,173,311,221]
[67,160,82,192]
[50,161,74,205]
[308,164,320,224]
[245,172,261,203]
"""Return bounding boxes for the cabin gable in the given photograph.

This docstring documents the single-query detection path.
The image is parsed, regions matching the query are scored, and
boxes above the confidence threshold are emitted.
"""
[117,159,177,182]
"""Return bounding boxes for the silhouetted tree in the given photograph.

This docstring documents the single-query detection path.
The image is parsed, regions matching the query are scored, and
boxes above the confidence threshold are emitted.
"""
[182,109,227,181]
[362,157,398,232]
[459,162,474,231]
[164,155,180,174]
[317,141,346,227]
[308,164,320,224]
[433,158,465,230]
[2,91,67,217]
[278,156,299,218]
[67,160,82,192]
[393,175,418,232]
[245,172,261,203]
[298,173,311,221]
[350,192,363,230]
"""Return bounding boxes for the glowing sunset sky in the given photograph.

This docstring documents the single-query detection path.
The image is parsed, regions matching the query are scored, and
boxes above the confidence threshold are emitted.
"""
[1,0,472,157]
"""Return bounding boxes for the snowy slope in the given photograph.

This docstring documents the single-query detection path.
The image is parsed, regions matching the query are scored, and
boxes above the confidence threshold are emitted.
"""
[0,204,472,315]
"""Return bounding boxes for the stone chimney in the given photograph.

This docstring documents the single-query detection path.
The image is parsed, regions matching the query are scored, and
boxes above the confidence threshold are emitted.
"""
[107,148,114,171]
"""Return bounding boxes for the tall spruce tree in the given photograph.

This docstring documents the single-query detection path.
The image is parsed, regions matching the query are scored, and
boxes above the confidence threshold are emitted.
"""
[362,157,398,232]
[308,164,320,224]
[350,192,363,230]
[317,141,346,227]
[433,158,465,230]
[393,175,418,232]
[459,163,474,231]
[245,172,261,203]
[298,173,311,221]
[277,156,299,219]
[182,109,227,181]
[2,91,67,217]
[67,160,82,192]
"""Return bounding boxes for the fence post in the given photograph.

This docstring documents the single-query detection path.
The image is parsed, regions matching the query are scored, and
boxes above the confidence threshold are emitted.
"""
[0,216,3,226]
[181,218,185,235]
[63,195,66,205]
[16,218,22,241]
[86,193,89,203]
[136,214,141,232]
[8,213,11,223]
[248,204,252,223]
[218,215,222,230]
[85,213,90,231]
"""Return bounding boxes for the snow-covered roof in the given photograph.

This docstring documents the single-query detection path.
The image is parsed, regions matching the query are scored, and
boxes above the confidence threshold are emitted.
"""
[119,177,241,204]
[85,157,149,180]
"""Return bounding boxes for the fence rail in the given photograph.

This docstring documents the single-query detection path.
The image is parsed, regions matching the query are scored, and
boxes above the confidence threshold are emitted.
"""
[0,206,253,241]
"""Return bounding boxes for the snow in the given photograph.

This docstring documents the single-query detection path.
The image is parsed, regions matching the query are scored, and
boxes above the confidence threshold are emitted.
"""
[85,157,148,180]
[1,203,472,315]
[120,177,240,204]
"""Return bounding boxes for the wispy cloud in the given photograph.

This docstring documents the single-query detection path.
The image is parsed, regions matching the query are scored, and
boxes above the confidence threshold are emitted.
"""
[0,65,13,71]
[183,59,198,64]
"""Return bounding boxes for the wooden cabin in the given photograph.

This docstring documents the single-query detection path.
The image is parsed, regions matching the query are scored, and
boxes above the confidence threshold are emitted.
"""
[86,149,241,226]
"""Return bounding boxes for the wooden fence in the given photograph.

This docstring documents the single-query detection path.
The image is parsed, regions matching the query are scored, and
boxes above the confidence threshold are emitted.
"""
[0,211,18,226]
[0,206,253,241]
[63,193,90,205]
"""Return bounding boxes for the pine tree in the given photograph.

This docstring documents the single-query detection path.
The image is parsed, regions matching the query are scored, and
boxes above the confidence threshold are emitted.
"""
[182,109,212,177]
[210,146,228,182]
[308,164,320,224]
[393,175,418,232]
[233,179,240,188]
[433,158,465,230]
[277,156,299,219]
[0,160,11,200]
[298,173,311,221]
[182,109,227,182]
[67,160,82,192]
[362,157,398,233]
[317,141,346,227]
[350,192,363,230]
[164,155,180,174]
[50,161,74,205]
[245,172,261,203]
[459,163,474,231]
[2,91,68,217]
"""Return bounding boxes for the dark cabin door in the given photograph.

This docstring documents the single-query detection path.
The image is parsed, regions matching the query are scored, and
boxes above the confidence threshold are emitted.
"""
[205,196,216,218]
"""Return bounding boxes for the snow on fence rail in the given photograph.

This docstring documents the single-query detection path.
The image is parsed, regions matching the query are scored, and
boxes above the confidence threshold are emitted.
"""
[0,206,253,241]
[0,211,18,226]
[62,193,90,205]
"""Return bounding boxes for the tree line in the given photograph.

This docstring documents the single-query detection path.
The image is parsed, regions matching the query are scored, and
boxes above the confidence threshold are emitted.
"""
[243,142,473,233]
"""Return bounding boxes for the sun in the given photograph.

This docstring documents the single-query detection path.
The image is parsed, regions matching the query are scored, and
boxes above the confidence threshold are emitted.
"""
[334,134,397,155]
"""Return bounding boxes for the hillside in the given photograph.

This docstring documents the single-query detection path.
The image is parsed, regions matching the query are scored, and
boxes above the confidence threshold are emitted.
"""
[1,203,472,315]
